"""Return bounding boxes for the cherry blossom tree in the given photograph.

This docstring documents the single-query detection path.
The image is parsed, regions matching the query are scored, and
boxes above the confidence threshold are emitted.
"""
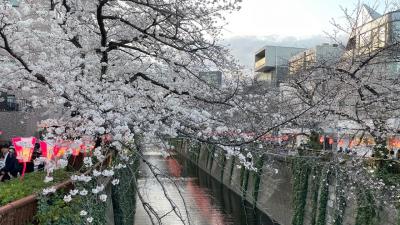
[282,2,400,217]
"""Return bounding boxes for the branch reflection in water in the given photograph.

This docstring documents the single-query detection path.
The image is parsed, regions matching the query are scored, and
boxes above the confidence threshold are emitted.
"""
[134,151,277,225]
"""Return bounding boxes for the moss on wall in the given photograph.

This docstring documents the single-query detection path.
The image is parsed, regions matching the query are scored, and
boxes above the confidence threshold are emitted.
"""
[253,156,265,204]
[316,168,329,225]
[229,157,235,185]
[310,166,322,225]
[291,158,311,225]
[220,153,227,181]
[355,190,378,225]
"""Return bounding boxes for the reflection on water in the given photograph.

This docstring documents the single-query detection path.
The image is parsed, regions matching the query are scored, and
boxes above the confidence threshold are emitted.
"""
[134,152,277,225]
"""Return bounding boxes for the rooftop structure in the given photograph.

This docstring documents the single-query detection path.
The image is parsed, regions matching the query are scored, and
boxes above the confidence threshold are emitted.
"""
[346,4,400,55]
[289,43,343,75]
[254,45,305,86]
[199,71,223,88]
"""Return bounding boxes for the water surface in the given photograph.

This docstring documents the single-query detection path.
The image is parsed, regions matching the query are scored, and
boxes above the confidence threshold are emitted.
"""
[134,151,278,225]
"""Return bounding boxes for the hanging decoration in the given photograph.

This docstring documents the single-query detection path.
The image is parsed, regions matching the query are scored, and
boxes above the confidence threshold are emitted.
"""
[12,137,36,178]
[56,140,70,158]
[70,140,81,157]
[319,136,324,144]
[40,140,56,160]
[328,137,334,145]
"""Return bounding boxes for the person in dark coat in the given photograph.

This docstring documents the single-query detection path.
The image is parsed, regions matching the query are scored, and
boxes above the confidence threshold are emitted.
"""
[25,143,41,173]
[0,145,18,181]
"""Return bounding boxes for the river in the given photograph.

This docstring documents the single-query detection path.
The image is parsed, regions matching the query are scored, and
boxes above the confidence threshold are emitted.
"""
[133,151,278,225]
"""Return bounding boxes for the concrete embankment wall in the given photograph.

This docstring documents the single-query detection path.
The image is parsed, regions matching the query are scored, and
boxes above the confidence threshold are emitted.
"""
[174,140,399,225]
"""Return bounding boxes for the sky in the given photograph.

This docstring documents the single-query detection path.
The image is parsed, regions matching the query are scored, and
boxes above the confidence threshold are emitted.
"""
[222,0,385,68]
[223,0,375,38]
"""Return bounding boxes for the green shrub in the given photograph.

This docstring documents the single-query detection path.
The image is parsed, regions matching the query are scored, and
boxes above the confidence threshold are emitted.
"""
[355,190,377,225]
[306,131,323,150]
[253,156,265,204]
[310,166,321,225]
[0,169,71,206]
[316,171,329,225]
[376,162,400,186]
[36,191,106,225]
[291,158,311,225]
[112,162,139,225]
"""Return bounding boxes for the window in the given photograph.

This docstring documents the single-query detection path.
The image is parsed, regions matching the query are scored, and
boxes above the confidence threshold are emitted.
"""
[6,95,15,105]
[346,37,356,50]
[378,25,386,47]
[359,31,372,49]
[371,25,386,50]
[392,21,400,43]
[6,95,17,110]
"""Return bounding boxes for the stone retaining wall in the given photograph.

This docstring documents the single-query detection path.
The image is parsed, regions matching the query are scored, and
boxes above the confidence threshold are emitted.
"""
[173,139,399,225]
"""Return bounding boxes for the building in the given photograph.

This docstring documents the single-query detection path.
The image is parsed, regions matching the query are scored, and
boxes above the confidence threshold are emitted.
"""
[199,71,223,88]
[3,0,20,7]
[331,5,400,152]
[0,91,40,142]
[289,43,343,75]
[0,92,29,112]
[254,45,305,86]
[346,4,400,56]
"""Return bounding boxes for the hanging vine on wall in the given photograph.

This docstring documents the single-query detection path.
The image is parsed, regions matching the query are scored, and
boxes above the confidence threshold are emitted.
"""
[219,149,227,181]
[310,165,322,225]
[229,157,236,185]
[291,158,311,225]
[316,166,330,225]
[355,189,378,225]
[333,191,346,225]
[111,158,139,225]
[333,167,347,225]
[253,155,265,204]
[189,140,201,163]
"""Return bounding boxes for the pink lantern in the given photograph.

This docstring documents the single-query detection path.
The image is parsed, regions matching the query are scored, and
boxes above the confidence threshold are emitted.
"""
[80,137,94,156]
[70,141,81,156]
[338,139,344,147]
[12,137,36,178]
[81,143,94,156]
[55,140,70,158]
[319,136,324,144]
[328,137,334,145]
[40,141,57,160]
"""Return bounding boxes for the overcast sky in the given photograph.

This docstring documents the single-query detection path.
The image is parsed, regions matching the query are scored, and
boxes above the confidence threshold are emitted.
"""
[223,0,372,38]
[222,0,383,68]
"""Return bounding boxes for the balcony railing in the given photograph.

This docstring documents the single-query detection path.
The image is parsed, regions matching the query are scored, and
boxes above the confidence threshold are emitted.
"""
[255,57,266,69]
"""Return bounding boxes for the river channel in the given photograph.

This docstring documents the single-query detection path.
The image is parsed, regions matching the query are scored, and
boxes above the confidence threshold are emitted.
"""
[133,150,278,225]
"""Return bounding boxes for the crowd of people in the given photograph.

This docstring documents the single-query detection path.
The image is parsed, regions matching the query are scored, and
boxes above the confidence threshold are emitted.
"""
[337,146,400,159]
[0,142,42,182]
